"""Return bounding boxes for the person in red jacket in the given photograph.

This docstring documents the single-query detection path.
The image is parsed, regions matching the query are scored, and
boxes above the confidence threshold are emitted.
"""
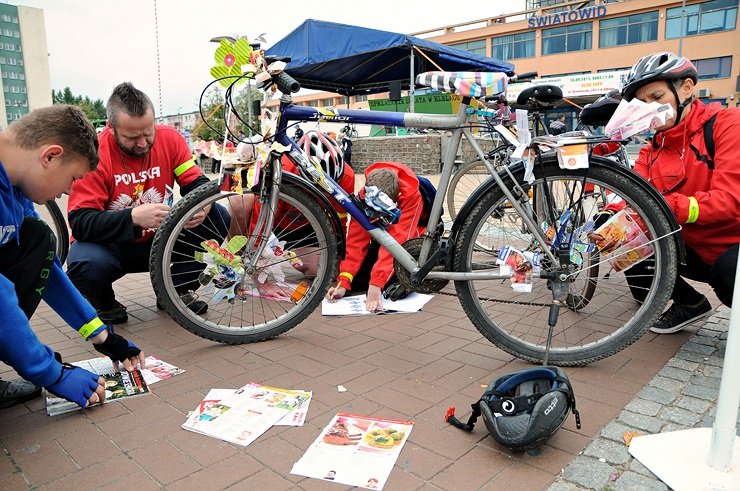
[617,52,740,333]
[327,162,425,312]
[66,83,230,324]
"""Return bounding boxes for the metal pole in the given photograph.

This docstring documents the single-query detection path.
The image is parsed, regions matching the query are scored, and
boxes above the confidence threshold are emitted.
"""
[247,80,253,137]
[409,49,415,113]
[677,0,687,56]
[707,252,740,470]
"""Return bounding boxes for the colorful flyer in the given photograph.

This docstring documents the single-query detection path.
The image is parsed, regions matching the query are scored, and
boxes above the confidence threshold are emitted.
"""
[291,413,414,490]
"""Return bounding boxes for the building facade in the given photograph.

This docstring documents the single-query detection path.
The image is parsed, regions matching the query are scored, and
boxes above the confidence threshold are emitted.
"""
[271,0,738,130]
[0,2,51,127]
[419,0,738,106]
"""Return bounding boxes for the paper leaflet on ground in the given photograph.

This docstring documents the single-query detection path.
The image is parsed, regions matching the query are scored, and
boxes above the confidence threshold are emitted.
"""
[496,246,541,292]
[587,208,654,272]
[181,383,312,446]
[291,412,414,490]
[321,292,434,316]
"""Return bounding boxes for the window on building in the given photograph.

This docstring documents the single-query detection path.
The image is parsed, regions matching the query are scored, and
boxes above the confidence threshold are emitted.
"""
[355,94,368,103]
[13,30,19,38]
[450,39,486,56]
[599,11,658,47]
[491,31,536,60]
[20,87,26,93]
[2,29,11,36]
[0,14,10,22]
[4,43,13,51]
[18,72,23,80]
[542,22,593,55]
[7,57,15,65]
[666,0,738,38]
[4,99,9,106]
[339,96,349,106]
[321,97,334,107]
[693,55,733,79]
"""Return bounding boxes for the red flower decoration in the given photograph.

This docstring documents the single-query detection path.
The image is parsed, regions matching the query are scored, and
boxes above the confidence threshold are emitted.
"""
[224,54,235,67]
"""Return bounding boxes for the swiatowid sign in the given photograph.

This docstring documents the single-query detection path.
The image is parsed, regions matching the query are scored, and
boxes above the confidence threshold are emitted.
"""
[528,5,607,28]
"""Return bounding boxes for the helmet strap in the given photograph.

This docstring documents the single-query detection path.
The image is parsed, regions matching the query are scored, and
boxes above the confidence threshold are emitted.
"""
[670,84,694,129]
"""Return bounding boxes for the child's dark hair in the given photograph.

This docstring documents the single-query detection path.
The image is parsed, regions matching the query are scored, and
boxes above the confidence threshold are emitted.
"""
[366,168,399,201]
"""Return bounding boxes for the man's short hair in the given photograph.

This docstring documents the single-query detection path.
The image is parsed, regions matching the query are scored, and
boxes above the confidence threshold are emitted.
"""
[8,104,99,169]
[106,82,155,126]
[366,168,399,202]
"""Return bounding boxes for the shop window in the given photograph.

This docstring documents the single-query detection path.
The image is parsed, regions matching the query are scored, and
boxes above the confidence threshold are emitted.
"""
[491,32,535,60]
[542,22,593,55]
[599,11,658,47]
[450,39,486,56]
[666,0,738,38]
[693,56,733,79]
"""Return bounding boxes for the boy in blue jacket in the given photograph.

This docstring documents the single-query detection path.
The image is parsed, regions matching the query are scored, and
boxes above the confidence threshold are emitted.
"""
[0,105,145,410]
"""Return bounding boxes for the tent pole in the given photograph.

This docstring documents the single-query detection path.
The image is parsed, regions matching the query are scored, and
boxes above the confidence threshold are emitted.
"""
[409,48,415,113]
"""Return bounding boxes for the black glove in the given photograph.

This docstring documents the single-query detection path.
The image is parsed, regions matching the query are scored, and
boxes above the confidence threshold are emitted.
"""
[592,210,614,229]
[93,326,141,363]
[383,281,410,302]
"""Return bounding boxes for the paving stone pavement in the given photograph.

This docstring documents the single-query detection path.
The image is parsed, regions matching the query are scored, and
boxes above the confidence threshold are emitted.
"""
[1,265,736,490]
[547,306,738,491]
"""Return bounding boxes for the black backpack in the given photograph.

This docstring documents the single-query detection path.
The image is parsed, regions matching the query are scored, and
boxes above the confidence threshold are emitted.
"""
[689,113,718,170]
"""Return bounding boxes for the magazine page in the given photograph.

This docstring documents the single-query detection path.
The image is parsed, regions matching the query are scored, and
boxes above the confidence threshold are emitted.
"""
[589,209,654,272]
[140,356,185,385]
[46,367,149,416]
[321,293,433,316]
[181,384,311,446]
[291,412,414,490]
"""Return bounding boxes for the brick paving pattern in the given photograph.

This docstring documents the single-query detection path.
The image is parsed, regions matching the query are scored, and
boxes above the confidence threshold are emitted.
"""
[0,270,734,490]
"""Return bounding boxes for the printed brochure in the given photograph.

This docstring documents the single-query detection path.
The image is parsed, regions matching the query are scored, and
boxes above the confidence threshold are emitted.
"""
[181,383,312,446]
[291,412,414,490]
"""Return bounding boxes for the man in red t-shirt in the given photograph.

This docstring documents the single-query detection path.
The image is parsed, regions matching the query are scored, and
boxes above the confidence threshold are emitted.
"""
[67,83,229,324]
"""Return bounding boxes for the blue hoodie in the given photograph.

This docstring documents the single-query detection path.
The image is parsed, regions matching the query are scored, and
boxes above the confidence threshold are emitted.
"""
[0,160,104,387]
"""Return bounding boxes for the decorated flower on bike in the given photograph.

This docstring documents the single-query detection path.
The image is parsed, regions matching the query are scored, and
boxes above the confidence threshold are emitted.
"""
[210,37,257,87]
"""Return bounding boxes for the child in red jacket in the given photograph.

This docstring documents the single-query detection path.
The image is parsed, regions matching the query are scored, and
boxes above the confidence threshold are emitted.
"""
[327,162,426,312]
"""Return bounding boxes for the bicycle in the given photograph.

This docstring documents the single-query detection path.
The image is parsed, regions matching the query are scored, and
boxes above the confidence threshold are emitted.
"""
[34,200,70,263]
[150,58,682,366]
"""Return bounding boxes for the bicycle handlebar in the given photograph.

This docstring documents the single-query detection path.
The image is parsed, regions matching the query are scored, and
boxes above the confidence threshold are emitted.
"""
[275,72,301,94]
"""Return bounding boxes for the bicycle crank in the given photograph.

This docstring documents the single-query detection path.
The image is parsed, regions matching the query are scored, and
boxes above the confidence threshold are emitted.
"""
[394,238,449,294]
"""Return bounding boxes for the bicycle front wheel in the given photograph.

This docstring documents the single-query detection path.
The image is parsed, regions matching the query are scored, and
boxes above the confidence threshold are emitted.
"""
[34,200,70,263]
[453,155,677,366]
[150,180,337,344]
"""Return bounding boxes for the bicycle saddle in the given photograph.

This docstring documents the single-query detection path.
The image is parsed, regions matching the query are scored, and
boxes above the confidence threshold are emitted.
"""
[516,84,563,107]
[579,97,620,127]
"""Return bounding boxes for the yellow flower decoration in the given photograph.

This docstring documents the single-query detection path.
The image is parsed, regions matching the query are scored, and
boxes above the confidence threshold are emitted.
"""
[211,38,253,87]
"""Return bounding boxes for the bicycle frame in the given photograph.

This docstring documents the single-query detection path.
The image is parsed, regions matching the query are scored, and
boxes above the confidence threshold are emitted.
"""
[256,94,559,283]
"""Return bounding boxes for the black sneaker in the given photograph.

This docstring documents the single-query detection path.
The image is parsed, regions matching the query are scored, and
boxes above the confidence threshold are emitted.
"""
[96,300,128,324]
[0,378,42,409]
[650,297,712,334]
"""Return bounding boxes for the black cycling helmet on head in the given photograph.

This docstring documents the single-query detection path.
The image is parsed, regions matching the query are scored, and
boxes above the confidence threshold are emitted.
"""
[622,52,699,128]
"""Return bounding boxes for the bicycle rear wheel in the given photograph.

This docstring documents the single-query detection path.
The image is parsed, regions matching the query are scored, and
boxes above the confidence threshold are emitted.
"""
[447,146,508,220]
[150,180,337,344]
[453,154,677,366]
[34,200,69,263]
